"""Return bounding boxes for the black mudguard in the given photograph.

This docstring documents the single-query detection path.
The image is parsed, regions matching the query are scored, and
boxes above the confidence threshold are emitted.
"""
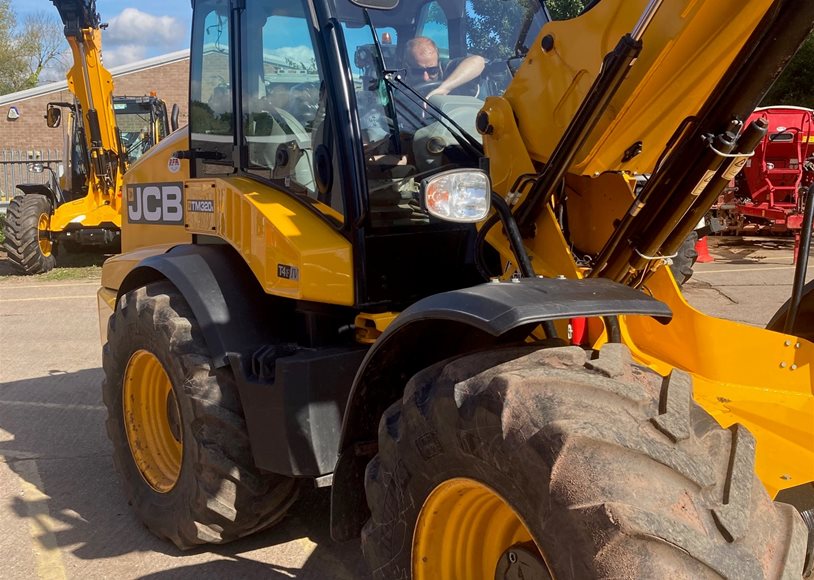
[16,183,60,207]
[117,243,274,368]
[331,276,672,541]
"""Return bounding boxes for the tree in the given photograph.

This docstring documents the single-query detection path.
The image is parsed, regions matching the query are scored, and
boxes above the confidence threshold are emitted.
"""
[465,0,587,60]
[0,1,68,95]
[19,11,68,87]
[546,0,588,20]
[762,32,814,108]
[0,0,30,94]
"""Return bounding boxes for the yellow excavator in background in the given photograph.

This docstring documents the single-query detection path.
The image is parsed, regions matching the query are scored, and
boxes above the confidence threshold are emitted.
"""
[96,0,814,577]
[2,0,177,274]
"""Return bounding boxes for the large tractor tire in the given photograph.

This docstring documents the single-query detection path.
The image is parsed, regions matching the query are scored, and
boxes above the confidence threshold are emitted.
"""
[670,230,699,285]
[363,343,808,579]
[102,281,298,549]
[3,194,56,275]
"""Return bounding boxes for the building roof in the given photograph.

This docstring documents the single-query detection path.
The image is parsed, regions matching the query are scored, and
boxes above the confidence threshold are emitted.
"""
[0,49,190,107]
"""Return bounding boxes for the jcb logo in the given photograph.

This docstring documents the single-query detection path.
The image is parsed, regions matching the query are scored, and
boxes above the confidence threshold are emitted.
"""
[127,183,184,224]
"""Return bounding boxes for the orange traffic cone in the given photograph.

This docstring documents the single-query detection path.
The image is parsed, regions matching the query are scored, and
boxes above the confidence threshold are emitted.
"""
[695,235,714,263]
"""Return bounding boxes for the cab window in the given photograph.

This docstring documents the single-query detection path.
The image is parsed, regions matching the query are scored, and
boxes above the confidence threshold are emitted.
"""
[189,0,234,175]
[241,0,343,219]
[416,2,449,60]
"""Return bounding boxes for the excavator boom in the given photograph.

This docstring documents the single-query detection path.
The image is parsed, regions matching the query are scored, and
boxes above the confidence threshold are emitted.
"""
[51,0,121,201]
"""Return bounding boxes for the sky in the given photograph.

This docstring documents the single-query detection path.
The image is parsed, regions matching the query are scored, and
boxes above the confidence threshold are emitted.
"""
[15,0,192,71]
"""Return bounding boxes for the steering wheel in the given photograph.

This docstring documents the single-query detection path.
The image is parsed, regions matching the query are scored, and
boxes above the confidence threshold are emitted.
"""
[411,80,444,98]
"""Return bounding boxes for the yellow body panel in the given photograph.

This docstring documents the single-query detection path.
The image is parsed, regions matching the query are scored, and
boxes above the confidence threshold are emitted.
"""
[194,176,354,305]
[480,95,581,280]
[121,129,192,252]
[563,173,637,255]
[505,0,774,176]
[621,267,814,497]
[49,194,120,231]
[116,128,353,305]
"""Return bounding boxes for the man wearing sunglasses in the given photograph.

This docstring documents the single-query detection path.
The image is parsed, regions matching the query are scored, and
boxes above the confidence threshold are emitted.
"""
[404,36,485,98]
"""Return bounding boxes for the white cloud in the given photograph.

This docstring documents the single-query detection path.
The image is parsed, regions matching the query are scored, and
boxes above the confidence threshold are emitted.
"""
[100,8,182,66]
[102,45,148,68]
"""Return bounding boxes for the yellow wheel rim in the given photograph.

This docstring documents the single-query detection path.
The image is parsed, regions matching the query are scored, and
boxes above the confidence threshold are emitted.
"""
[37,212,52,256]
[122,350,183,493]
[413,478,550,580]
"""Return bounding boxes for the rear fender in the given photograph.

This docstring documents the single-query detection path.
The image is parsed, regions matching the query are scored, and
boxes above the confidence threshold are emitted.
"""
[116,244,276,367]
[330,276,672,540]
[16,184,59,208]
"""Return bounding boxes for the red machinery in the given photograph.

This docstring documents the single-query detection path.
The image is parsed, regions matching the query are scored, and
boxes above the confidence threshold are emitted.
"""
[712,106,814,236]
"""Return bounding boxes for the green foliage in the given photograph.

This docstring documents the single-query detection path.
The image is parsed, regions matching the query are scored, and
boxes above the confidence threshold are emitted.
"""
[546,0,588,21]
[464,0,587,60]
[762,33,814,109]
[0,1,30,94]
[0,0,67,95]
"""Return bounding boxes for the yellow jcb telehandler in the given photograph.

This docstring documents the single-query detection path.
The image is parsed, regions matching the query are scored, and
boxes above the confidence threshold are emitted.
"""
[97,0,814,577]
[2,0,177,274]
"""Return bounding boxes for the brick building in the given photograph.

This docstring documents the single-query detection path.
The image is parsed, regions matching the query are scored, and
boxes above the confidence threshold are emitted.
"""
[0,50,189,201]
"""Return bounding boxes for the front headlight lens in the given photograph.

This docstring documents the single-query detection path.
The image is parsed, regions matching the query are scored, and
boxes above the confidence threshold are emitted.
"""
[421,170,491,223]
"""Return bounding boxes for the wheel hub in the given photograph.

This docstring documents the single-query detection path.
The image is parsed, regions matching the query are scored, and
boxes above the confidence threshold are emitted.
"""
[494,542,552,580]
[37,212,52,257]
[122,350,183,493]
[413,478,552,580]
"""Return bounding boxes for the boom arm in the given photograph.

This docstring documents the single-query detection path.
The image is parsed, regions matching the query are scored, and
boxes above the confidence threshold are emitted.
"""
[51,0,122,201]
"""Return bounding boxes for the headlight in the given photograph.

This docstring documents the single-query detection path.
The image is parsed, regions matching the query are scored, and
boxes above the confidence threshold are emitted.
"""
[420,169,491,223]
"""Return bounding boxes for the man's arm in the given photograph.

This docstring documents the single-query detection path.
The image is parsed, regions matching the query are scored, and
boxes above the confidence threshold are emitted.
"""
[429,55,486,97]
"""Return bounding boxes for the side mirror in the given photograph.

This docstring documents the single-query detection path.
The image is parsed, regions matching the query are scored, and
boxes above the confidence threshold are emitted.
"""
[420,169,491,222]
[28,163,45,173]
[45,105,61,128]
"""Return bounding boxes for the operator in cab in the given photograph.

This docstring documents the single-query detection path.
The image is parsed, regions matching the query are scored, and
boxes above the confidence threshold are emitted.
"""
[403,36,485,98]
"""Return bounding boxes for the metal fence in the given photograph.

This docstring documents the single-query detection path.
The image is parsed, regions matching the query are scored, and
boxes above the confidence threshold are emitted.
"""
[0,148,63,204]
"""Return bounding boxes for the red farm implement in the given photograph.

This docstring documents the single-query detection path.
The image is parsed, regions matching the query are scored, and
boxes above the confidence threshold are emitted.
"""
[712,106,814,239]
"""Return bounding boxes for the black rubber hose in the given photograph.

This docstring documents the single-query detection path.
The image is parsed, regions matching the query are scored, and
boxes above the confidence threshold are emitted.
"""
[785,182,814,334]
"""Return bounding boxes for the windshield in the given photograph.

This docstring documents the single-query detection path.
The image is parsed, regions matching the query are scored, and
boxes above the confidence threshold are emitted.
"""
[114,101,155,164]
[336,0,548,227]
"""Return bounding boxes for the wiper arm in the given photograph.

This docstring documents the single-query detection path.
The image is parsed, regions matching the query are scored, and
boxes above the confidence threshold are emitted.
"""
[388,75,484,159]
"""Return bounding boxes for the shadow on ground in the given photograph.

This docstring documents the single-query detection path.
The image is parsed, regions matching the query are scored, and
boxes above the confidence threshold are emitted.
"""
[709,235,796,264]
[0,369,366,579]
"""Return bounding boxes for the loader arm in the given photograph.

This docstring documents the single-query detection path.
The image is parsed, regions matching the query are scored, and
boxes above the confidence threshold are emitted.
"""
[51,0,122,210]
[480,0,814,496]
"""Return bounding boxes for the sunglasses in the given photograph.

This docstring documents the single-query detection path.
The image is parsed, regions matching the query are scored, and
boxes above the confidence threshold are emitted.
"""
[408,65,441,78]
